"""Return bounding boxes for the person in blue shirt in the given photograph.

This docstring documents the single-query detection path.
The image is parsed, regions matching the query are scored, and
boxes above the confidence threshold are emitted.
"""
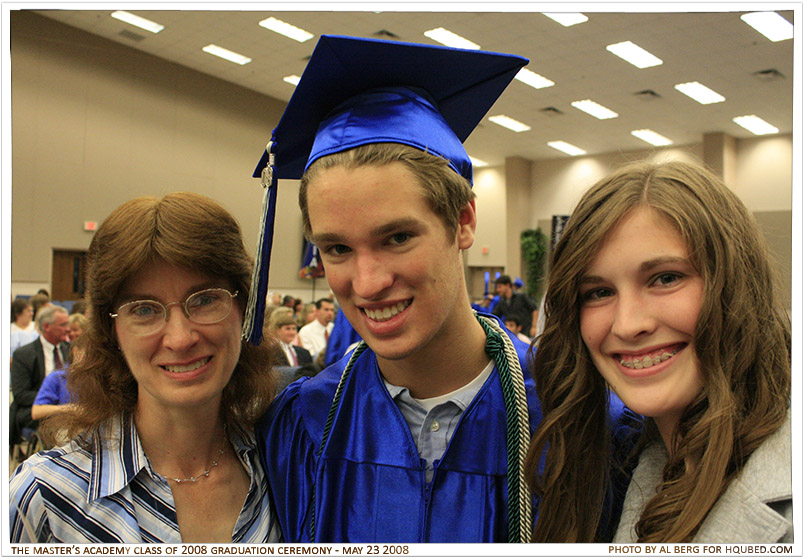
[29,347,79,449]
[31,364,72,419]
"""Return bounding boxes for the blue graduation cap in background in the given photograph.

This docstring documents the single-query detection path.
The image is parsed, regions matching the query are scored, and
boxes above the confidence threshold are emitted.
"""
[242,34,527,344]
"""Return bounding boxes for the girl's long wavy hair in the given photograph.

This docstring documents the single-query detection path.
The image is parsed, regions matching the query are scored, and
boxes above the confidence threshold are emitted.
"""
[526,159,790,542]
[46,192,278,445]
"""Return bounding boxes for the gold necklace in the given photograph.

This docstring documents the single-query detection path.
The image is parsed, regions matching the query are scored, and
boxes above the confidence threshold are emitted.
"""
[164,427,228,484]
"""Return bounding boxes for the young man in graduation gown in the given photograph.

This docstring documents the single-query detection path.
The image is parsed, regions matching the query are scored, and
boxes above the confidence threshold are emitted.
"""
[242,35,630,543]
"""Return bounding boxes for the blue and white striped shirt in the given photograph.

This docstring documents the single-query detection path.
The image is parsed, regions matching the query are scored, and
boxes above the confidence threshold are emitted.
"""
[9,415,280,543]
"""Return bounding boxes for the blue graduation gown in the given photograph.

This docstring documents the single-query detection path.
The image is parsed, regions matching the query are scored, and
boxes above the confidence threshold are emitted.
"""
[258,321,542,543]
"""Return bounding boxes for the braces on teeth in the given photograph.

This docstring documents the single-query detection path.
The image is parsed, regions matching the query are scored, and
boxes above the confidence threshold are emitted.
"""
[620,349,679,370]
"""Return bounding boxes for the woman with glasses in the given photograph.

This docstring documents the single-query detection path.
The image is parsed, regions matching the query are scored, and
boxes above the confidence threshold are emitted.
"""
[10,192,281,543]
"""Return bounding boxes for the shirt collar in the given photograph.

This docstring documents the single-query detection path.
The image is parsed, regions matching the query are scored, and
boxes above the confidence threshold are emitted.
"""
[385,360,494,412]
[87,414,149,502]
[39,335,56,354]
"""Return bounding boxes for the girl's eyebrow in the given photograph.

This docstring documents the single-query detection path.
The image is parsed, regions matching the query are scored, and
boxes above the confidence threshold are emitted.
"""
[579,256,691,285]
[579,275,605,285]
[639,256,690,273]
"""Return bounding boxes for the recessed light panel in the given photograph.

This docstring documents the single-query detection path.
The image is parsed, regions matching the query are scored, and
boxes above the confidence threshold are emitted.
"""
[733,115,779,135]
[469,156,489,168]
[202,45,252,66]
[258,17,314,42]
[111,11,164,33]
[488,115,531,132]
[423,28,480,50]
[571,100,618,119]
[674,82,725,104]
[631,129,673,146]
[515,68,554,89]
[741,12,793,42]
[541,13,588,27]
[283,75,301,86]
[606,41,663,69]
[547,141,586,156]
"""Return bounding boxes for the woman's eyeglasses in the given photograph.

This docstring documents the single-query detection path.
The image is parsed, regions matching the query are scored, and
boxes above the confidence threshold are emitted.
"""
[110,288,238,336]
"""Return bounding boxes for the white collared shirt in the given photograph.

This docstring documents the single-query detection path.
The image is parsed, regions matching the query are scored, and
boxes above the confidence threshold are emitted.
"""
[298,319,334,360]
[280,341,299,366]
[38,336,61,376]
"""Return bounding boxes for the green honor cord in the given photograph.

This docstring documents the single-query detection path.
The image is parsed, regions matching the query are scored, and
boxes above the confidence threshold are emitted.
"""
[310,313,533,542]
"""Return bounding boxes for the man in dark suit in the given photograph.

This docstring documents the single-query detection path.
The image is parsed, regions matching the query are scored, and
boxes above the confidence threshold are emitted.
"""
[265,309,319,391]
[11,305,71,439]
[268,311,313,367]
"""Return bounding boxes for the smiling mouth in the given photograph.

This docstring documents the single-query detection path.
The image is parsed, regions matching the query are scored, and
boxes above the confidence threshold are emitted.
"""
[617,344,685,370]
[162,357,211,373]
[362,300,411,322]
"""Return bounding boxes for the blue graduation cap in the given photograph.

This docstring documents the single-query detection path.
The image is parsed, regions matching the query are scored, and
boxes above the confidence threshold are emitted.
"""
[242,34,527,344]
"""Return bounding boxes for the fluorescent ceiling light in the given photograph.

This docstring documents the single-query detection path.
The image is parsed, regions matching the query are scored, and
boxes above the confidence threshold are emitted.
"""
[631,129,673,146]
[488,115,531,133]
[515,68,554,89]
[732,115,779,135]
[258,16,314,42]
[571,99,618,119]
[469,156,489,168]
[424,28,480,50]
[202,45,252,66]
[548,141,586,156]
[741,12,793,42]
[606,41,662,69]
[674,81,725,104]
[283,75,301,86]
[111,11,164,33]
[541,13,588,27]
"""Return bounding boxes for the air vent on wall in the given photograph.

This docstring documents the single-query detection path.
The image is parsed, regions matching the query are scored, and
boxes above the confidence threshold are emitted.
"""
[373,29,400,39]
[753,69,785,82]
[634,89,661,101]
[540,106,564,116]
[118,29,146,42]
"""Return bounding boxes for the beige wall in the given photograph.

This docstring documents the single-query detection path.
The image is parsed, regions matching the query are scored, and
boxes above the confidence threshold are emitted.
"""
[10,11,314,300]
[466,166,507,268]
[521,138,793,309]
[9,11,794,310]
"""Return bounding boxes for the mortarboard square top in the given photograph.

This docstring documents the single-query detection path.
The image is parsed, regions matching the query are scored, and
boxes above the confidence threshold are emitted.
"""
[252,34,528,184]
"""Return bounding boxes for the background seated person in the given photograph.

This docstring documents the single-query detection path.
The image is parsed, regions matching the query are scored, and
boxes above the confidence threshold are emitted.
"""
[10,305,71,438]
[503,312,532,345]
[268,309,313,367]
[266,309,319,392]
[492,275,539,338]
[32,344,84,422]
[67,313,87,341]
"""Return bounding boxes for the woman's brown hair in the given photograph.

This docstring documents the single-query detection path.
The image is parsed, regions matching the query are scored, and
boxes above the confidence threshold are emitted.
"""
[527,159,790,542]
[50,192,277,443]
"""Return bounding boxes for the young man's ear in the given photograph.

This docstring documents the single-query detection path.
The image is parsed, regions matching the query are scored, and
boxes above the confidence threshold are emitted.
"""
[456,200,477,250]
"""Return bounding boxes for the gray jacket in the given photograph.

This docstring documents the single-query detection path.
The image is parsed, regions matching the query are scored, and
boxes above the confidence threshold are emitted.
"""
[615,416,792,543]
